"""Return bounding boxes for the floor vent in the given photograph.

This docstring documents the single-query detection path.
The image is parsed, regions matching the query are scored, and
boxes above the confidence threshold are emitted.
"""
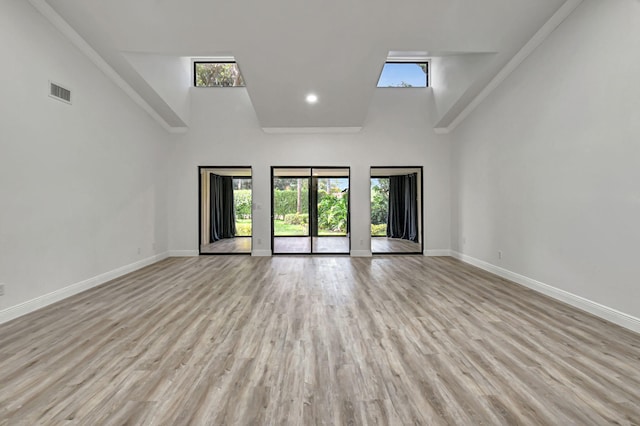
[49,81,72,104]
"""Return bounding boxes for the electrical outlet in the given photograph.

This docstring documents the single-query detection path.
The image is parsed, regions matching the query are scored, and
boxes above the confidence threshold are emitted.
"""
[498,251,502,259]
[257,238,262,245]
[137,247,141,255]
[0,284,4,296]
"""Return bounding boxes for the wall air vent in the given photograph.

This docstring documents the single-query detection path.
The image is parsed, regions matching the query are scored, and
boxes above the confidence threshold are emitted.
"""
[49,81,72,104]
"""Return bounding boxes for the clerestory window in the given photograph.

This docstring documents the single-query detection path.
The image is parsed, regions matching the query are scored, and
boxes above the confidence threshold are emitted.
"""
[377,62,428,88]
[194,62,245,87]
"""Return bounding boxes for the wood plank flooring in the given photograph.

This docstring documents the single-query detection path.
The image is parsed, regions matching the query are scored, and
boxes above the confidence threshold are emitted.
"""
[0,256,639,425]
[273,237,350,254]
[200,237,252,254]
[371,237,422,253]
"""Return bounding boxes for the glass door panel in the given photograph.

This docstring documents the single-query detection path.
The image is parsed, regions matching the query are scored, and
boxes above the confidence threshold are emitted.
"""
[272,167,350,255]
[272,168,311,254]
[316,177,349,236]
[370,167,423,254]
[199,167,252,255]
[311,169,350,254]
[273,177,309,237]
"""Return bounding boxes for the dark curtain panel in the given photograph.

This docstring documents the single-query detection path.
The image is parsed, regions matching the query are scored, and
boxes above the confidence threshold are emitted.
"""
[210,174,236,242]
[386,173,418,242]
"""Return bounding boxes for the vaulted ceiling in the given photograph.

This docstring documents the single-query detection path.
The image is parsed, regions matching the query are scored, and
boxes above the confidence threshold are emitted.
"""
[36,0,576,132]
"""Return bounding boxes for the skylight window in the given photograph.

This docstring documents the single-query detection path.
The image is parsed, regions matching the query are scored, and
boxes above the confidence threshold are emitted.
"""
[194,62,245,87]
[377,62,428,88]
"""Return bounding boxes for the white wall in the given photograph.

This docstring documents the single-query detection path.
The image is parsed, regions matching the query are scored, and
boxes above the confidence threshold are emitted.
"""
[168,88,451,255]
[0,0,170,315]
[451,0,640,319]
[123,53,191,126]
[431,53,496,126]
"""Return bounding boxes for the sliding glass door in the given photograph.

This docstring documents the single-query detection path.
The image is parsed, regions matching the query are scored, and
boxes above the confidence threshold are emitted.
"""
[199,166,252,254]
[370,167,423,254]
[273,172,311,252]
[313,174,349,253]
[272,167,350,254]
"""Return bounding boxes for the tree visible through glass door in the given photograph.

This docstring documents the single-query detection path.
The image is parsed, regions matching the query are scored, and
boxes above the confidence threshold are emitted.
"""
[273,177,309,236]
[316,178,349,236]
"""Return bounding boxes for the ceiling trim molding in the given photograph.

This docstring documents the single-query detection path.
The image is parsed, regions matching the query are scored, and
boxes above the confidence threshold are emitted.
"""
[443,0,584,134]
[28,0,181,133]
[262,127,362,134]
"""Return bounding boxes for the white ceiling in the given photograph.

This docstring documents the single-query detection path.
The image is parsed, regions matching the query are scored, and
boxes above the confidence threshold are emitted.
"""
[40,0,571,131]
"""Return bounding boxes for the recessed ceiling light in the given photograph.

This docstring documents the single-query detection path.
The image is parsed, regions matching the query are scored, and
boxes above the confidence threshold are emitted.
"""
[305,94,318,104]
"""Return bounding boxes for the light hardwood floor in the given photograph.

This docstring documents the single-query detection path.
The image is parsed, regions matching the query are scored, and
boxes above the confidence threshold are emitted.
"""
[371,237,422,253]
[273,237,350,254]
[200,237,252,254]
[0,256,639,425]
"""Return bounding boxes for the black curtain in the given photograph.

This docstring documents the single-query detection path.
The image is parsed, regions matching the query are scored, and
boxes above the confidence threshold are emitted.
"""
[386,173,418,242]
[210,174,236,242]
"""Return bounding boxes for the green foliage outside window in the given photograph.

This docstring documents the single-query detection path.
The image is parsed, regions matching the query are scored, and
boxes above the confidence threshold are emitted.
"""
[371,224,387,236]
[317,191,347,233]
[284,213,308,225]
[273,189,309,220]
[195,63,245,87]
[371,178,389,227]
[235,219,252,236]
[233,189,252,236]
[234,190,252,218]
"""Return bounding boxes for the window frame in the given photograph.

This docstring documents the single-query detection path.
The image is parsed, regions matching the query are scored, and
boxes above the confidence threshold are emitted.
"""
[376,61,430,88]
[193,61,246,88]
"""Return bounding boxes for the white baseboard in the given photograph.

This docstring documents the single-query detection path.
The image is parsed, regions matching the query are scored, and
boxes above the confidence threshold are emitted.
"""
[451,251,640,334]
[351,250,373,257]
[168,250,199,257]
[252,250,272,257]
[0,252,169,325]
[425,249,452,257]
